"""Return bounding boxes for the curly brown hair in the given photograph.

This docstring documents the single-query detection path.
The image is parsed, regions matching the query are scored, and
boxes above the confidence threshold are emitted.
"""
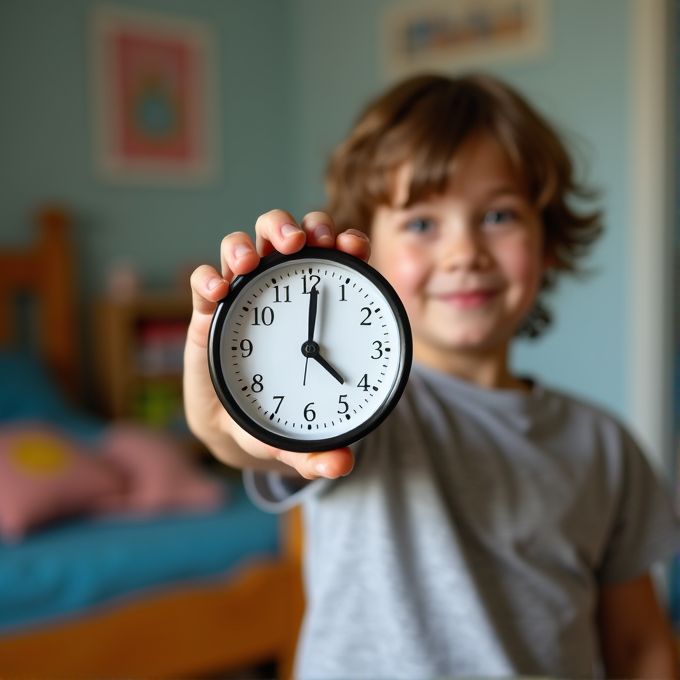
[325,73,603,338]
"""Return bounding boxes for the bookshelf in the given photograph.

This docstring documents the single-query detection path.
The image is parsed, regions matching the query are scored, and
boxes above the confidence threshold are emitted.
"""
[94,293,192,434]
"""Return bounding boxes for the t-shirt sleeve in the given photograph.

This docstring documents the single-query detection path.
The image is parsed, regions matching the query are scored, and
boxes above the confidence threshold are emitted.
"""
[597,429,680,586]
[243,469,332,513]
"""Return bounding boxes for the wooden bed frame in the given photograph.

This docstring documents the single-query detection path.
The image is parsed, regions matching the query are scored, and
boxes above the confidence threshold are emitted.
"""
[0,208,304,679]
[0,207,79,398]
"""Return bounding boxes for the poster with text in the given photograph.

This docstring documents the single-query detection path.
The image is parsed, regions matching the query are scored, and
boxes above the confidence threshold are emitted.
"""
[381,0,550,80]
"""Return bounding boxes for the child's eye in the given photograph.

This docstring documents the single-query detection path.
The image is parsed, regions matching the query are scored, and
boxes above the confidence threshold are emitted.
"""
[483,210,515,225]
[405,218,436,233]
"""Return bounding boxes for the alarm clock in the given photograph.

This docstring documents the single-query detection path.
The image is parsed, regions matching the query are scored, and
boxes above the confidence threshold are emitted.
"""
[207,247,412,453]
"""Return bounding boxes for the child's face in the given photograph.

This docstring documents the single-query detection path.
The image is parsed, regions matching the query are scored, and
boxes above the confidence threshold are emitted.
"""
[369,134,547,374]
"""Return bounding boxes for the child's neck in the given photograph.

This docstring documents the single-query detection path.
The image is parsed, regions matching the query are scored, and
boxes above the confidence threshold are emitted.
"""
[414,342,529,392]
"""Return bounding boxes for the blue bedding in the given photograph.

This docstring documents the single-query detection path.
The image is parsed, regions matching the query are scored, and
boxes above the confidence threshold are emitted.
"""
[0,349,280,634]
[0,480,279,633]
[0,351,104,442]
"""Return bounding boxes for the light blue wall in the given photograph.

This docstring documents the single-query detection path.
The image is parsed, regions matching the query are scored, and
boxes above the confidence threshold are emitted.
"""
[0,0,636,424]
[0,0,291,293]
[287,0,632,423]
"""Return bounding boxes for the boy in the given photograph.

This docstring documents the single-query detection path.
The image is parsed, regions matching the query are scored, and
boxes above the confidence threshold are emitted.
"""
[184,74,680,678]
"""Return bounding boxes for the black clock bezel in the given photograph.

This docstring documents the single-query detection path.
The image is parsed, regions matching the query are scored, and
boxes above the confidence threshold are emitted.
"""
[207,247,413,453]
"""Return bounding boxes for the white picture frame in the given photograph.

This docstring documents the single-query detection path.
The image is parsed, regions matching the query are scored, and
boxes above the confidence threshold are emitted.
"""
[90,3,220,186]
[380,0,550,80]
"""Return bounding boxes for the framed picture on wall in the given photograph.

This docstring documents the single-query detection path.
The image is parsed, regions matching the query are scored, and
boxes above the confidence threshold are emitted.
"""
[90,3,219,185]
[380,0,550,81]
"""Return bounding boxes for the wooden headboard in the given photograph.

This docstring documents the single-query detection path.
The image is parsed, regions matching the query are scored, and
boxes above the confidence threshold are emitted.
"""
[0,207,80,398]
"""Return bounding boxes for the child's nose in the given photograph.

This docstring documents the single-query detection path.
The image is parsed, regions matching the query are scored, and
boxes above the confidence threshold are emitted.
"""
[440,226,488,270]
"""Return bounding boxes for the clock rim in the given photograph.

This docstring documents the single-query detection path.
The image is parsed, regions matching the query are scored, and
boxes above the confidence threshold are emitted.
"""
[207,246,413,453]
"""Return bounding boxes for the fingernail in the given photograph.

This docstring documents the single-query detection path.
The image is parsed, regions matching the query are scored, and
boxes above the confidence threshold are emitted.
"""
[344,229,369,241]
[281,223,301,238]
[314,224,332,241]
[234,244,252,259]
[207,276,224,291]
[314,461,328,477]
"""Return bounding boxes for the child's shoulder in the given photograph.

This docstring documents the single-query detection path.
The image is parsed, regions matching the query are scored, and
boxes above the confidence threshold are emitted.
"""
[404,361,641,454]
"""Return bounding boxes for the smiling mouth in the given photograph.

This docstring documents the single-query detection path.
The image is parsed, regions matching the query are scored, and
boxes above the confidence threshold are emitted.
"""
[433,290,498,309]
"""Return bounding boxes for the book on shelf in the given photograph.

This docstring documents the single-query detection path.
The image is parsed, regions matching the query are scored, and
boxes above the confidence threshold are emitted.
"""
[135,320,188,376]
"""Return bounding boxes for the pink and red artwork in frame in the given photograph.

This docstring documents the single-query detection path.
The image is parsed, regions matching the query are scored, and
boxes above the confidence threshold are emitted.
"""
[92,5,218,184]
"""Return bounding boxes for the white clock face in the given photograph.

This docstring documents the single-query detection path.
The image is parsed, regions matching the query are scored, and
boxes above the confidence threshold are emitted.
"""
[209,250,411,451]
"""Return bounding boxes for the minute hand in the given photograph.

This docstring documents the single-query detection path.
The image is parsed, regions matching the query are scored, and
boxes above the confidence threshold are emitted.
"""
[303,288,319,387]
[313,352,344,385]
[307,287,318,341]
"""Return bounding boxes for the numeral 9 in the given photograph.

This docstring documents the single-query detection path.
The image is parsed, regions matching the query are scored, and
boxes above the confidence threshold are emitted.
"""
[240,339,253,357]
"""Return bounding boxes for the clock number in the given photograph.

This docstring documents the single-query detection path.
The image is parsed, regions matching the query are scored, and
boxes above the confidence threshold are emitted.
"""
[360,307,372,325]
[302,275,320,294]
[339,284,347,301]
[337,395,349,414]
[251,374,264,392]
[357,374,370,392]
[371,341,383,359]
[240,339,253,358]
[252,306,274,326]
[273,285,290,303]
[304,402,316,422]
[273,395,284,414]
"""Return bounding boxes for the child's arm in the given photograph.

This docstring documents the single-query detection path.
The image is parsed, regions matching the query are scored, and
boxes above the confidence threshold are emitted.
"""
[183,209,370,480]
[597,571,679,678]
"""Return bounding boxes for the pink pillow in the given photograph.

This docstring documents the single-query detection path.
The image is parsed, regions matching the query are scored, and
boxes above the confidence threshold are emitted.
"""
[0,423,125,543]
[95,423,225,515]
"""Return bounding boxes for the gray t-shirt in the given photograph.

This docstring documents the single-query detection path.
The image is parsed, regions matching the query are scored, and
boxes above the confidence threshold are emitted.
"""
[245,362,679,679]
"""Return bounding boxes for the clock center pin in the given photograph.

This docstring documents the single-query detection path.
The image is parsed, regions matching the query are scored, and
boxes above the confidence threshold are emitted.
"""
[301,340,320,358]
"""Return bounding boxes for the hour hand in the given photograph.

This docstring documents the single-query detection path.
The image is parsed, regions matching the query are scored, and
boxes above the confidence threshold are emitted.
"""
[313,352,344,385]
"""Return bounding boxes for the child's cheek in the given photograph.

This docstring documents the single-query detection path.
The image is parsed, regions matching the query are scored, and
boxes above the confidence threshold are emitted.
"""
[506,238,544,298]
[377,247,428,306]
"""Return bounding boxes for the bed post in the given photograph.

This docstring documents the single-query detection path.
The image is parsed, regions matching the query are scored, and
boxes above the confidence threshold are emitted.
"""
[37,206,80,399]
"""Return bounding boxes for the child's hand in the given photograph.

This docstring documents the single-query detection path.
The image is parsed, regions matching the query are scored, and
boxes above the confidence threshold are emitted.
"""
[184,210,370,480]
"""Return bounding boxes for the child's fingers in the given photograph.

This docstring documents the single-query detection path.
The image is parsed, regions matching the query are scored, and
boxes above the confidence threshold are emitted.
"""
[336,229,371,262]
[252,210,371,264]
[275,447,355,480]
[254,210,307,257]
[300,212,371,262]
[220,232,261,280]
[215,409,354,479]
[190,264,229,312]
[186,264,230,351]
[300,212,337,248]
